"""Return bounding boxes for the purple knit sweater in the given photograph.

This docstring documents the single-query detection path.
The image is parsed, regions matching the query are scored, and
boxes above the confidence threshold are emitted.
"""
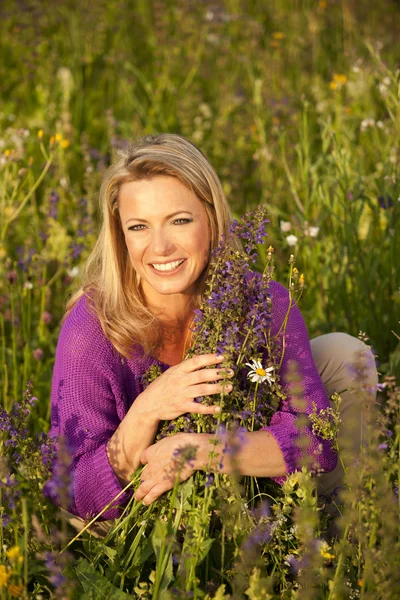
[44,280,337,519]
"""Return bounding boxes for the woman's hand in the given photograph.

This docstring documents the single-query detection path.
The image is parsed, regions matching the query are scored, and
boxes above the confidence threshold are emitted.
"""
[134,433,207,505]
[132,354,234,423]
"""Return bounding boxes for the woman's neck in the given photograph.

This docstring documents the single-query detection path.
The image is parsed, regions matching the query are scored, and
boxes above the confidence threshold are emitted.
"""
[143,292,196,365]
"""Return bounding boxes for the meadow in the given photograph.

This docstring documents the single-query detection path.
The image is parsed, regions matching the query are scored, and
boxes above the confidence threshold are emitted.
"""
[0,0,399,598]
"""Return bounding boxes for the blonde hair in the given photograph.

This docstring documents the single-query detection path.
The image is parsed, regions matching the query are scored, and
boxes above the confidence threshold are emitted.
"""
[65,133,239,358]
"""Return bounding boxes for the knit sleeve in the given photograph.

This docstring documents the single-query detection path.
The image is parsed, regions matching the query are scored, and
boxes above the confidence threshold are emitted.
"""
[44,296,133,520]
[262,281,337,483]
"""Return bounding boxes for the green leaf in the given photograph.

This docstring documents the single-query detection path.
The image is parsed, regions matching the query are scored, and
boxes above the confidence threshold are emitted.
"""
[100,545,117,562]
[196,537,215,564]
[75,558,131,599]
[152,520,174,593]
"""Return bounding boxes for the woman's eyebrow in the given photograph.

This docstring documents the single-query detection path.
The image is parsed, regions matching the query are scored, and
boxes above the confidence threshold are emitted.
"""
[125,211,193,225]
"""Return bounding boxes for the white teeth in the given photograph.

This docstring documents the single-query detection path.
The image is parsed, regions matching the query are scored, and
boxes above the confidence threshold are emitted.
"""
[152,260,184,272]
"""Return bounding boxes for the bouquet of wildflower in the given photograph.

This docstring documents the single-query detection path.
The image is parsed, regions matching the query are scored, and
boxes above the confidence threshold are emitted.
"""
[71,207,307,598]
[156,205,286,440]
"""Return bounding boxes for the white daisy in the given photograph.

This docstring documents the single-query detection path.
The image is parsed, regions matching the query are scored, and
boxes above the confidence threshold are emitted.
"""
[245,360,275,385]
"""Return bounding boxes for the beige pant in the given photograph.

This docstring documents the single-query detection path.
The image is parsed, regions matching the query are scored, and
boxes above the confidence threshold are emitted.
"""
[311,332,378,502]
[63,332,378,536]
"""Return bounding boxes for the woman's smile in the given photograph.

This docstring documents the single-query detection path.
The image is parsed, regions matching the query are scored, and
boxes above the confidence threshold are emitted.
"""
[150,258,186,273]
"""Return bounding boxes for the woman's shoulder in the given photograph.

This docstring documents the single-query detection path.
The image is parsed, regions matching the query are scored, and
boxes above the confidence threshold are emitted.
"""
[57,293,116,361]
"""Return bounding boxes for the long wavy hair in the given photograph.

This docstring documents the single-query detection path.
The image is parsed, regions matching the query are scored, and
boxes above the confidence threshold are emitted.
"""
[64,133,240,358]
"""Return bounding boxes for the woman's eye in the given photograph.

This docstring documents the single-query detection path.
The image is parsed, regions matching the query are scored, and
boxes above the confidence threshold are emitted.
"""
[173,218,192,225]
[128,224,146,231]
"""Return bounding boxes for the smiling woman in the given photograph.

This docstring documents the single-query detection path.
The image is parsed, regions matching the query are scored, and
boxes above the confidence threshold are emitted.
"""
[44,134,377,526]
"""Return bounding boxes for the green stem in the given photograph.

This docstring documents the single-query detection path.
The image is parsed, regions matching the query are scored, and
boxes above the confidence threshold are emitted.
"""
[1,153,53,240]
[60,478,136,554]
[22,497,29,592]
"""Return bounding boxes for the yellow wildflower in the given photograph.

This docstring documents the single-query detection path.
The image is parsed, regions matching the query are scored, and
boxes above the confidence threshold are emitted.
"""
[38,129,43,139]
[55,133,62,143]
[333,74,347,84]
[319,540,335,561]
[8,582,25,597]
[267,245,274,254]
[5,149,10,157]
[273,32,285,40]
[358,579,364,587]
[292,267,299,274]
[49,136,55,145]
[299,274,305,286]
[60,139,70,149]
[6,546,23,566]
[330,73,347,90]
[0,565,9,587]
[321,551,335,560]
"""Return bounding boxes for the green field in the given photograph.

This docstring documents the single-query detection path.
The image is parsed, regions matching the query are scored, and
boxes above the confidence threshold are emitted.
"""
[0,1,399,598]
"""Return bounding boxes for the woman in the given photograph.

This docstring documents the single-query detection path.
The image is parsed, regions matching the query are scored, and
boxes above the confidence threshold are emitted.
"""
[45,134,377,527]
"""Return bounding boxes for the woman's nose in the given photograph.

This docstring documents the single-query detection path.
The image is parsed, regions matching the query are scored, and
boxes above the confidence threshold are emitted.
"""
[150,229,174,255]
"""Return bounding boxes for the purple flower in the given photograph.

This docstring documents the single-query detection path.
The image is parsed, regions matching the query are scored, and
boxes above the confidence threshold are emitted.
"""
[6,270,17,284]
[70,242,84,259]
[48,190,60,219]
[378,195,394,209]
[41,311,53,325]
[33,348,44,361]
[205,473,214,487]
[378,443,388,450]
[2,514,10,526]
[286,554,302,576]
[45,552,65,588]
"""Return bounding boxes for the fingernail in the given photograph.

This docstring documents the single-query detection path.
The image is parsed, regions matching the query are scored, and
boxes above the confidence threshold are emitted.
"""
[226,384,233,390]
[216,355,224,360]
[215,406,221,413]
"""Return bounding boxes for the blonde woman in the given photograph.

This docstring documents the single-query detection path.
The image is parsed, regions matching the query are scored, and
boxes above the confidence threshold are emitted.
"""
[44,134,377,527]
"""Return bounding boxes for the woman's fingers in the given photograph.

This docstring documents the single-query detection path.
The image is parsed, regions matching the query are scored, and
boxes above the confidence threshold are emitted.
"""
[187,402,222,415]
[192,381,233,398]
[138,480,172,505]
[179,353,225,373]
[188,367,234,386]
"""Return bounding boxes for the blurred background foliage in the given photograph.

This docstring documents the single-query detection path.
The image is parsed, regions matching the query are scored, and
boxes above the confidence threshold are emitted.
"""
[0,0,399,420]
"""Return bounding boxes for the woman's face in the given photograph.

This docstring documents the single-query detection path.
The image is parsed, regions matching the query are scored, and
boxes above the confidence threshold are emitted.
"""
[118,176,211,304]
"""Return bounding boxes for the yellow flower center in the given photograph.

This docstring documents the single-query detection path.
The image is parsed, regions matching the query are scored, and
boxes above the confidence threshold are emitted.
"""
[255,368,266,376]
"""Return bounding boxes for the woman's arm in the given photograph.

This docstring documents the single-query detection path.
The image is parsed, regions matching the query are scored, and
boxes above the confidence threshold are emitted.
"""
[261,280,338,480]
[106,353,233,484]
[135,430,287,505]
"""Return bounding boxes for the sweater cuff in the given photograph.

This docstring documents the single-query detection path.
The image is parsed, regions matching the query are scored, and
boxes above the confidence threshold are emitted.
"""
[73,442,133,520]
[261,424,300,485]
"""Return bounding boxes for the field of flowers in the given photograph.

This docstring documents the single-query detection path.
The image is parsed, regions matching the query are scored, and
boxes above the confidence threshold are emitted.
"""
[0,0,399,598]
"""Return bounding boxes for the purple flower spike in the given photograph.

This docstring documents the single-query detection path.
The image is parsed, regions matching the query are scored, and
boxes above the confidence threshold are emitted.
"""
[205,473,214,487]
[378,195,394,209]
